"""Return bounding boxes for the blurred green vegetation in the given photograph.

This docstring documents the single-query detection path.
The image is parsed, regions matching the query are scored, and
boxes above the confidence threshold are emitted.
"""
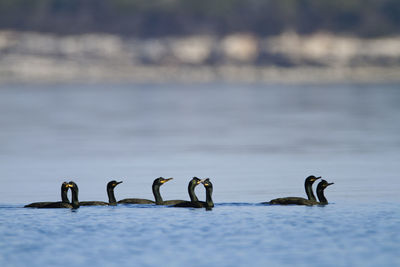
[0,0,399,37]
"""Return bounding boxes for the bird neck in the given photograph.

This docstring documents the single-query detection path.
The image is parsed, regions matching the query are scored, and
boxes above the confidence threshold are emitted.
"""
[316,186,328,204]
[152,184,163,204]
[107,187,117,205]
[71,187,80,209]
[61,188,69,204]
[305,180,317,201]
[188,182,199,202]
[205,186,214,208]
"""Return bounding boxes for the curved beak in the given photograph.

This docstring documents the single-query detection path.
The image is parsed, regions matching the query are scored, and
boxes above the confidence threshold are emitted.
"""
[327,182,334,186]
[316,176,322,179]
[116,181,123,185]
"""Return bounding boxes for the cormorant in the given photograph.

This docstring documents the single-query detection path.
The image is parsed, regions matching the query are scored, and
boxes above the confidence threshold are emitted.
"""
[24,182,70,208]
[39,181,79,209]
[315,179,334,205]
[265,175,321,205]
[153,177,186,205]
[201,178,214,210]
[118,177,186,205]
[172,177,206,208]
[267,178,334,206]
[80,180,122,206]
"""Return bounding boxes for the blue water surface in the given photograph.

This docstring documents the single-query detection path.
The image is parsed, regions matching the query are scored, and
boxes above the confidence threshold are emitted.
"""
[0,83,400,266]
[1,203,399,267]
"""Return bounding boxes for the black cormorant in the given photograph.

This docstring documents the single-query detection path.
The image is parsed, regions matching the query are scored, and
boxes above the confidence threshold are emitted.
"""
[118,177,186,205]
[152,177,186,205]
[315,179,334,205]
[201,178,214,209]
[172,177,206,208]
[39,181,80,209]
[265,175,321,205]
[267,178,334,206]
[24,182,70,208]
[80,180,122,206]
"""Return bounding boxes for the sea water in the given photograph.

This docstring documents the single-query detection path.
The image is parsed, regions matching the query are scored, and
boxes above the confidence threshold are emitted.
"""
[0,83,399,266]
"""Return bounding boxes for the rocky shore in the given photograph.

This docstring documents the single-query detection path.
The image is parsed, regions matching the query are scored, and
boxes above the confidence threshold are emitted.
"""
[1,31,399,84]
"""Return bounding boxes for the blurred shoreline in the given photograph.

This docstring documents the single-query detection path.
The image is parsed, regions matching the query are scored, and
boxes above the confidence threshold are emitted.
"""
[1,31,400,84]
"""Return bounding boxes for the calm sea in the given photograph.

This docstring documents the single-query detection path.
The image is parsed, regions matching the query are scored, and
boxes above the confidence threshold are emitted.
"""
[0,83,399,266]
